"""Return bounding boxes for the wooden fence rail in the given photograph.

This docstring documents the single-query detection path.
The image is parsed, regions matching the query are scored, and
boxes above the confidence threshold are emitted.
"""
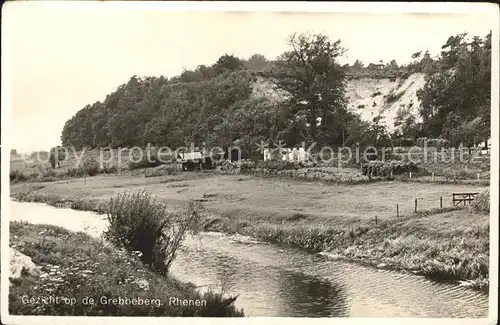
[452,192,478,206]
[394,193,474,218]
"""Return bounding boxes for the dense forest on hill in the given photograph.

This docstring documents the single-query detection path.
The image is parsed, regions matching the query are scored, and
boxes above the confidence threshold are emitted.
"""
[60,31,492,156]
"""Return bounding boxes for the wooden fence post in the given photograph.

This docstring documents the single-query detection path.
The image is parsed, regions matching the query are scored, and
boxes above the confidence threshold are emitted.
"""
[477,173,480,180]
[432,172,435,181]
[396,204,399,218]
[440,196,443,209]
[409,172,412,179]
[375,216,378,225]
[414,198,418,212]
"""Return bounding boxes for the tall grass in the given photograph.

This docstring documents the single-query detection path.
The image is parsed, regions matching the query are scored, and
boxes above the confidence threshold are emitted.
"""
[470,189,490,213]
[104,190,200,274]
[9,159,118,184]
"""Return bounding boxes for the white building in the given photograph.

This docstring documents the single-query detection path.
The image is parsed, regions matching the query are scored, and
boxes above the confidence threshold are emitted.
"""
[263,147,309,162]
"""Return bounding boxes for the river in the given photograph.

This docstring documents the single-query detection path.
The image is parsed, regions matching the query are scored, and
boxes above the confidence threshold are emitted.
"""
[9,200,489,317]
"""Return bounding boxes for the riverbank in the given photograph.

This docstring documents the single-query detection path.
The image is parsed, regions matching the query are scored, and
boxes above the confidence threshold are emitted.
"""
[10,177,490,293]
[8,221,244,316]
[202,207,489,292]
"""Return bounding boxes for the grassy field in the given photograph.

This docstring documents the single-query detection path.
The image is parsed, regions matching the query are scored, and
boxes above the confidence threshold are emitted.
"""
[10,148,138,173]
[9,222,244,316]
[10,173,489,220]
[10,171,490,291]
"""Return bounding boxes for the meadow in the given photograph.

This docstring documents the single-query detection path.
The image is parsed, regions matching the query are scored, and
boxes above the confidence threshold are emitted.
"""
[10,172,489,220]
[10,169,490,291]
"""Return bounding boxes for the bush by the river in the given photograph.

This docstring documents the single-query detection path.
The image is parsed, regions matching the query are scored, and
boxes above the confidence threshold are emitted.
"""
[103,190,200,275]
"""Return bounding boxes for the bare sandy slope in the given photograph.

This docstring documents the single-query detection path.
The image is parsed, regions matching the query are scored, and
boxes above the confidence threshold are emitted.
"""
[346,73,426,129]
[251,73,427,131]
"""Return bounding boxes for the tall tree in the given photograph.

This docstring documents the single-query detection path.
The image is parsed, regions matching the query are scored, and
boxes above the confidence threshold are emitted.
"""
[244,54,269,72]
[416,32,491,141]
[271,33,348,146]
[213,54,244,76]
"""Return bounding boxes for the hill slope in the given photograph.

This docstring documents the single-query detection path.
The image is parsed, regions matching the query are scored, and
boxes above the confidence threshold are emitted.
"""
[346,73,425,130]
[251,73,426,132]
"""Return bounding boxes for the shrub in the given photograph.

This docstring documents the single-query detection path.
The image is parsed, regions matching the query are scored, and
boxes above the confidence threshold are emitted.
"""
[80,156,100,176]
[257,159,297,171]
[371,91,382,97]
[103,190,199,274]
[355,146,379,164]
[38,168,57,181]
[9,169,44,183]
[100,165,118,174]
[10,170,30,183]
[239,160,256,174]
[400,138,415,147]
[361,160,419,177]
[218,160,240,173]
[416,137,426,147]
[416,137,450,149]
[66,167,85,178]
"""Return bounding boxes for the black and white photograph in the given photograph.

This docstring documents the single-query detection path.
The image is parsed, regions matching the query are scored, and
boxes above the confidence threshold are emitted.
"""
[1,2,498,324]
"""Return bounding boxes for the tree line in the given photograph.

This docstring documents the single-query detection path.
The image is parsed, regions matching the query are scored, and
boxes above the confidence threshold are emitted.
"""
[60,31,492,158]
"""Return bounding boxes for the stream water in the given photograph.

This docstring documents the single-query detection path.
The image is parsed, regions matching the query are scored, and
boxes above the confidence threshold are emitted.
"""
[9,200,489,317]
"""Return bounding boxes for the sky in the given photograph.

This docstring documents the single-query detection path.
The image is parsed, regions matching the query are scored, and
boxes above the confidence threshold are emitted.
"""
[2,2,496,153]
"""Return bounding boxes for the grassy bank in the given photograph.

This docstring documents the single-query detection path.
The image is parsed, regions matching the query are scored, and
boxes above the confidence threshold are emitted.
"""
[9,222,244,316]
[202,207,489,292]
[11,186,490,293]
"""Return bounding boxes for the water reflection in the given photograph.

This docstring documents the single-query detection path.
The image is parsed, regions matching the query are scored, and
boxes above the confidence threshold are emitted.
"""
[171,233,488,318]
[276,270,347,317]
